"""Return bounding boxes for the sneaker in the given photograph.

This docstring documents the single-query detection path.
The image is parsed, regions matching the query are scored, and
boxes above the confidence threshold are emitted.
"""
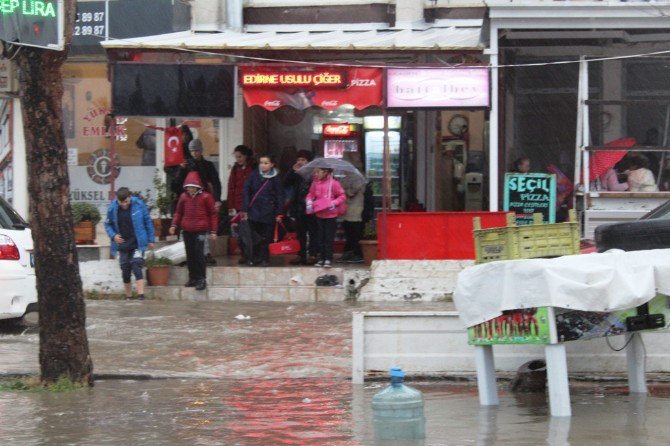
[195,280,207,291]
[205,254,217,265]
[315,260,324,267]
[347,256,364,264]
[184,280,197,287]
[338,252,353,262]
[323,260,332,268]
[259,260,269,267]
[237,258,248,265]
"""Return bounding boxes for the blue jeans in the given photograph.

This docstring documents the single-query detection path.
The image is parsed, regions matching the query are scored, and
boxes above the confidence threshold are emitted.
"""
[119,249,144,283]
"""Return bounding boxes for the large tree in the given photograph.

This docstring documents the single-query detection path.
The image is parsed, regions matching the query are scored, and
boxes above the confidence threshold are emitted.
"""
[12,0,93,385]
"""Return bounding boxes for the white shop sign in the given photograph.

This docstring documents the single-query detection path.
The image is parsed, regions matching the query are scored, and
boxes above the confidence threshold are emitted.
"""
[386,68,490,108]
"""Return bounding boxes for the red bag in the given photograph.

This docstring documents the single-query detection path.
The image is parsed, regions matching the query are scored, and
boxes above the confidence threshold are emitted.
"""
[269,220,301,256]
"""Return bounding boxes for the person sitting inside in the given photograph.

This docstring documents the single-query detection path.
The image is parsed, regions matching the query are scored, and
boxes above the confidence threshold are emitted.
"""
[626,154,658,192]
[511,156,531,173]
[599,167,629,191]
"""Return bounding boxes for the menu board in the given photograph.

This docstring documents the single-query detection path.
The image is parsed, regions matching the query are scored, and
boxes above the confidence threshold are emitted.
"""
[503,173,556,224]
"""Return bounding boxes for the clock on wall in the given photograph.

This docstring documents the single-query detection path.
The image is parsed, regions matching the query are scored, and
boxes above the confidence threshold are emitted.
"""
[448,114,468,137]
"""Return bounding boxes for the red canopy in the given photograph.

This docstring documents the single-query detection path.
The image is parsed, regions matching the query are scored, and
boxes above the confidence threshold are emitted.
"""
[589,137,636,180]
[241,67,383,111]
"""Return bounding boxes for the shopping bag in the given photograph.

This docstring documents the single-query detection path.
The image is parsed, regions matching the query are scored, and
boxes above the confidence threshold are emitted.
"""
[269,221,301,256]
[237,220,255,261]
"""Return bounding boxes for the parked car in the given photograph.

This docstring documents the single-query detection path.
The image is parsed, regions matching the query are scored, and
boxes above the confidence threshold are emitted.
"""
[595,200,670,252]
[0,196,37,320]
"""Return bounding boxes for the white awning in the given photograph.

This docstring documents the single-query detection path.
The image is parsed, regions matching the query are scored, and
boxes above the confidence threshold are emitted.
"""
[101,26,484,52]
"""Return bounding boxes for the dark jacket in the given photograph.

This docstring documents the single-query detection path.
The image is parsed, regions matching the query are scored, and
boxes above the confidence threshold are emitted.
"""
[283,170,311,218]
[172,158,222,202]
[243,168,284,225]
[172,172,219,233]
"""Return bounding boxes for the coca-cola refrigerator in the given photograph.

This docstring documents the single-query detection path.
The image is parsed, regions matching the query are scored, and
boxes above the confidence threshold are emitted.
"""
[322,123,361,159]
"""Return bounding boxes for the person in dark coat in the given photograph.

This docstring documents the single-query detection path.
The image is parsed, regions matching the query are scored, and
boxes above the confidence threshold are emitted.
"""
[283,149,317,265]
[169,171,218,290]
[240,154,284,266]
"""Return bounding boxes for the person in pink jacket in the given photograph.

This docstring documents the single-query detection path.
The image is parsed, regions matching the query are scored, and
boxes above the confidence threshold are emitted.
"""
[306,167,346,268]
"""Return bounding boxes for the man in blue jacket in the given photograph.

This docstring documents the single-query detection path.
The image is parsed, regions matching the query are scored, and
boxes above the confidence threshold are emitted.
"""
[104,187,155,300]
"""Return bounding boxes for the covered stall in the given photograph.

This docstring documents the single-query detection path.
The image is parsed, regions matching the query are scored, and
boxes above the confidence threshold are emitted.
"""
[454,248,670,416]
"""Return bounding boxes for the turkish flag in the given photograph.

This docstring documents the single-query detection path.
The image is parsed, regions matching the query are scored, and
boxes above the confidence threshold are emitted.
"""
[589,137,636,180]
[164,126,184,167]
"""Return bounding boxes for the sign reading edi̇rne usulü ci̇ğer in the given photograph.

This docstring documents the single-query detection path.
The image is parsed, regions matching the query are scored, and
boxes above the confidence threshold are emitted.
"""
[0,0,64,50]
[503,173,556,225]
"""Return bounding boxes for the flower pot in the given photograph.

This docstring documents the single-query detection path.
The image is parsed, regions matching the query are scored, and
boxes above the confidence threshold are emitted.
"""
[74,221,96,245]
[147,266,170,286]
[359,240,378,266]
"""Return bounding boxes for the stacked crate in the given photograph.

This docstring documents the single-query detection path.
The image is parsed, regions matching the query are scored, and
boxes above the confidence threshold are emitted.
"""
[473,210,579,264]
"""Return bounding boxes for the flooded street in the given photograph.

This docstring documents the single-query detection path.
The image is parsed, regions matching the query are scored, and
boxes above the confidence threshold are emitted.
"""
[1,300,670,445]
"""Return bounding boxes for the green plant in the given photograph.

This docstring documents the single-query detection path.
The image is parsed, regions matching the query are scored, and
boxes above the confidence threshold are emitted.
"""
[71,202,101,226]
[152,169,175,218]
[145,256,173,268]
[362,220,377,240]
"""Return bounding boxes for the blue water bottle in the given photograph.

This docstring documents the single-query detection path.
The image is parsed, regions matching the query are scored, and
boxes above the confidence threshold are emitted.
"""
[372,367,425,441]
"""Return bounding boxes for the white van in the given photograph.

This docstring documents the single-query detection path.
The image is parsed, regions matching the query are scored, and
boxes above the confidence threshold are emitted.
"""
[0,196,37,320]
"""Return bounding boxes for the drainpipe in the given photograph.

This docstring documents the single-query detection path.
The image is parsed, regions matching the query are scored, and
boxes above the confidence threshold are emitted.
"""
[226,0,243,31]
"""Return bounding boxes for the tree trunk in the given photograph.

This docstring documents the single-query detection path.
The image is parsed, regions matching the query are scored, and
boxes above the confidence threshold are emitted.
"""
[13,0,93,386]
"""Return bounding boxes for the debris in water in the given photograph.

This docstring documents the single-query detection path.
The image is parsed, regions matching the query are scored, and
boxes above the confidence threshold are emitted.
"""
[302,398,312,404]
[235,314,251,320]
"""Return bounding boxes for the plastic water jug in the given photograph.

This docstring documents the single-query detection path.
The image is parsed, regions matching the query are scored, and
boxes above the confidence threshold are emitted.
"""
[372,367,425,441]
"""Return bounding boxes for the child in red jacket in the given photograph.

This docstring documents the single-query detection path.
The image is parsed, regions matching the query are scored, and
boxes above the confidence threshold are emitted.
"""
[169,171,218,290]
[306,167,346,268]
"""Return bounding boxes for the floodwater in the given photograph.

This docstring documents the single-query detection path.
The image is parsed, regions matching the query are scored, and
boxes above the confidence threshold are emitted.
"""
[1,300,670,445]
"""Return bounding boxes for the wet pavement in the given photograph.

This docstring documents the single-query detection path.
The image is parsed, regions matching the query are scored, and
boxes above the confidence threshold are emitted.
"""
[1,300,670,445]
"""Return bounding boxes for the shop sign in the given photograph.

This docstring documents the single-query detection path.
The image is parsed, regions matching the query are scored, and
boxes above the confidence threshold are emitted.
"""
[241,70,345,89]
[386,68,489,108]
[241,67,383,111]
[323,123,351,137]
[69,166,155,215]
[503,173,556,224]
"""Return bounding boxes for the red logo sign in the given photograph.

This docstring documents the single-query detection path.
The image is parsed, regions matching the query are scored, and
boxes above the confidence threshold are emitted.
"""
[164,126,184,167]
[241,70,345,88]
[323,124,351,136]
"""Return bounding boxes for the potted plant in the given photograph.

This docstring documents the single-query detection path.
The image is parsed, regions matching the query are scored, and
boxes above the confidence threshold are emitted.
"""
[71,202,101,244]
[151,170,176,240]
[145,255,173,286]
[359,220,378,266]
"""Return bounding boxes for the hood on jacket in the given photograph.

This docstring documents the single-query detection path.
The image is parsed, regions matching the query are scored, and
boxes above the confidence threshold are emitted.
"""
[183,171,203,189]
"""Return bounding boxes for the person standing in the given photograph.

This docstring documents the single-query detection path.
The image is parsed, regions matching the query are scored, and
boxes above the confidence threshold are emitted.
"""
[306,167,346,268]
[339,174,366,264]
[240,154,284,266]
[283,149,317,265]
[173,138,222,265]
[227,145,256,264]
[104,187,155,300]
[169,172,218,291]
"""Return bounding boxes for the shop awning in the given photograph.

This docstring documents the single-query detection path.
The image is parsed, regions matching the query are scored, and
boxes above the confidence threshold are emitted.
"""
[240,67,383,111]
[101,26,484,51]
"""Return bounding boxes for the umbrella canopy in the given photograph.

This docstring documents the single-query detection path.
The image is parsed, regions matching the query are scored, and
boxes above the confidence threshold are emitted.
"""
[297,158,367,188]
[589,137,635,180]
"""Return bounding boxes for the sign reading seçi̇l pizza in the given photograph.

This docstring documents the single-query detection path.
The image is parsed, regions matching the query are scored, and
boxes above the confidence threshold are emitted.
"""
[0,0,63,50]
[503,173,556,224]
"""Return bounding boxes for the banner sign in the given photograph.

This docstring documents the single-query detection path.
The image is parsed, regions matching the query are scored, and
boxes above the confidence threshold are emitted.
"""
[240,66,382,111]
[241,69,345,89]
[386,68,490,108]
[503,173,556,224]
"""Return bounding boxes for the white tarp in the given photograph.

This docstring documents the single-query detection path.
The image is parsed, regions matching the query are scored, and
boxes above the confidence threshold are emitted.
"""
[453,248,670,328]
